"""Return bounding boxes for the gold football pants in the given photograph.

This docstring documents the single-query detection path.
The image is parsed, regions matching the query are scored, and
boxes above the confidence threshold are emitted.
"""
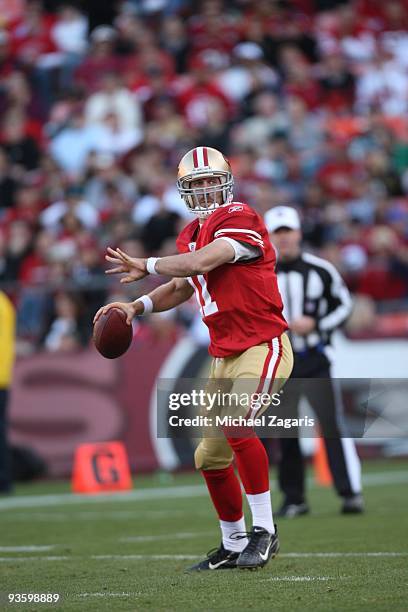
[194,332,293,470]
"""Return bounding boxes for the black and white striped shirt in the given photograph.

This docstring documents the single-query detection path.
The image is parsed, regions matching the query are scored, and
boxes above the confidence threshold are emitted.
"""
[276,252,352,357]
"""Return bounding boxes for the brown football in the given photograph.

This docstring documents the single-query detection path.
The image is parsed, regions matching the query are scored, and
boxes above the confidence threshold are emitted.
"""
[93,307,133,359]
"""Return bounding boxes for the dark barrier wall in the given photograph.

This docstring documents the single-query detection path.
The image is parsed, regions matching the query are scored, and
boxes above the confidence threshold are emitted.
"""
[9,329,407,477]
[9,324,186,477]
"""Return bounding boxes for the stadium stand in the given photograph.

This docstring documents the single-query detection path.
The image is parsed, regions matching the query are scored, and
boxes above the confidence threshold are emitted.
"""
[0,0,407,355]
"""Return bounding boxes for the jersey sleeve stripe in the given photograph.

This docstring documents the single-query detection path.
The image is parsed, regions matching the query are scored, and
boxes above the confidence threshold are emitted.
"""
[214,228,264,247]
[214,227,263,240]
[220,235,264,248]
[189,276,205,308]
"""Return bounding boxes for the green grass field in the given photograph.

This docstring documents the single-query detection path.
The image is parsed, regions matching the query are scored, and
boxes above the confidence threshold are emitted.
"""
[1,459,408,612]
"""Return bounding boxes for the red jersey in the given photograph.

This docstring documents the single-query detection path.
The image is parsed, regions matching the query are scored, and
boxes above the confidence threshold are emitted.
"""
[176,203,287,357]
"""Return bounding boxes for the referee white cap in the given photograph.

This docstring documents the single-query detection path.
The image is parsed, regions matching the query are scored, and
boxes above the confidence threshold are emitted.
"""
[264,206,301,232]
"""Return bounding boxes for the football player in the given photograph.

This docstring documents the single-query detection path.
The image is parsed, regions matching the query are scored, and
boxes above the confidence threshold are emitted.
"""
[94,147,293,570]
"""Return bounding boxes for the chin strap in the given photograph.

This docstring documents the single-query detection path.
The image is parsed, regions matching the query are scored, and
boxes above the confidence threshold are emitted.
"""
[194,201,233,218]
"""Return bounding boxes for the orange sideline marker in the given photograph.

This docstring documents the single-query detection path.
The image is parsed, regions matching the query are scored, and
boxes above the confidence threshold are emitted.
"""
[313,436,333,486]
[71,441,132,494]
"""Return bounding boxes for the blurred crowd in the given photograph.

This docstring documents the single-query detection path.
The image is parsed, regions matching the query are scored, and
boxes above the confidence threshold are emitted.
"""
[0,0,408,354]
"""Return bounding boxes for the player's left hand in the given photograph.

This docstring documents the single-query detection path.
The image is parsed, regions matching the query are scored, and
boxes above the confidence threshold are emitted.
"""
[105,247,147,283]
[290,315,316,336]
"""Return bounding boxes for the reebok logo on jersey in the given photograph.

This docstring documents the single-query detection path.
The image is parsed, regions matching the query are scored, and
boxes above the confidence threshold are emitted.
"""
[228,205,243,213]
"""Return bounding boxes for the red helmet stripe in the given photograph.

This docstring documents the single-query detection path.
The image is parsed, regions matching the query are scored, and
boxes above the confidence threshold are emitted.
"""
[192,148,198,168]
[203,147,209,166]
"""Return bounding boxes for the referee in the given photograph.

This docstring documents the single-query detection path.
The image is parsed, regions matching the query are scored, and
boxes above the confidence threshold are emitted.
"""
[264,206,364,516]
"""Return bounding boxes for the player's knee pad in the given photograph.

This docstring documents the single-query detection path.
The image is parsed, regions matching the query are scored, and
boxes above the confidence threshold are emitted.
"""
[194,441,233,471]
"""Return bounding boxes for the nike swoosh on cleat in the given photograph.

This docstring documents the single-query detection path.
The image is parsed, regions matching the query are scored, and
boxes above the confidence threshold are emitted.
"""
[259,541,272,562]
[208,558,234,569]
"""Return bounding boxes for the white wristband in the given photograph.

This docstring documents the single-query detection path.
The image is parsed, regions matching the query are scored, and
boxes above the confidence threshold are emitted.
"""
[137,295,153,314]
[146,257,160,275]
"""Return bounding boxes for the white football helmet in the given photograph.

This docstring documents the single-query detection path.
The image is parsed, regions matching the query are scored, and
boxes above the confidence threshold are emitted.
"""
[177,146,234,218]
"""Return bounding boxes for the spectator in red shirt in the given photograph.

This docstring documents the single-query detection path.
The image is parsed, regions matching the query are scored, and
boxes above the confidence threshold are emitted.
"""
[317,138,362,200]
[10,1,56,68]
[2,181,43,227]
[357,226,408,300]
[281,46,322,110]
[187,0,242,57]
[18,228,54,286]
[134,30,175,82]
[177,51,234,129]
[74,26,120,93]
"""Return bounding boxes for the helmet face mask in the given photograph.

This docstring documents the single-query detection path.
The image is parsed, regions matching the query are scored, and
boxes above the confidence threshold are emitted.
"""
[177,147,234,218]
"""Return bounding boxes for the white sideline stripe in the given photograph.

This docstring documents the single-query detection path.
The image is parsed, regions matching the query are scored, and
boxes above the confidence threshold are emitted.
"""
[87,552,407,558]
[283,552,408,557]
[78,593,139,598]
[0,556,69,562]
[0,484,206,510]
[0,545,55,552]
[1,510,186,522]
[262,576,332,582]
[359,471,408,485]
[120,531,215,543]
[0,553,406,563]
[0,555,199,562]
[93,554,199,560]
[0,470,407,511]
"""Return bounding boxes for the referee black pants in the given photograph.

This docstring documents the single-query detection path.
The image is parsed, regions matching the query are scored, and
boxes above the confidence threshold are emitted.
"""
[278,351,361,503]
